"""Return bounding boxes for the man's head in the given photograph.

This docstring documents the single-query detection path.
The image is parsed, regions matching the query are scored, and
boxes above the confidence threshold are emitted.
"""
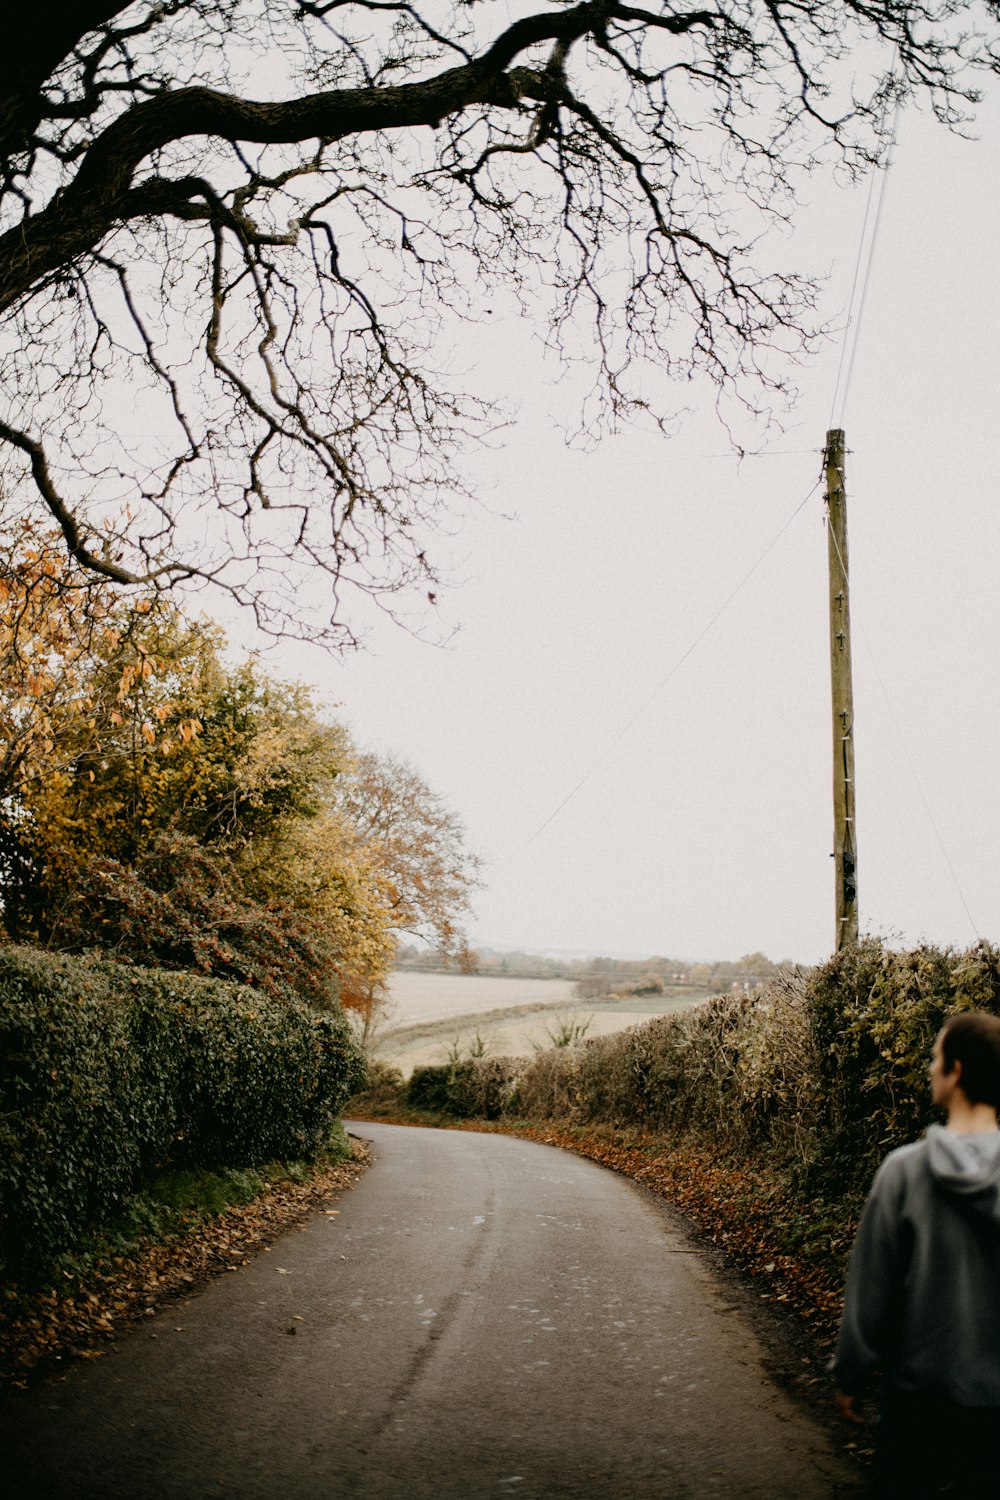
[932,1011,1000,1112]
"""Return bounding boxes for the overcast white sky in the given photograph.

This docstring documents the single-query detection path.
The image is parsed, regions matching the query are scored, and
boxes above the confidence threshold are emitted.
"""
[235,90,1000,966]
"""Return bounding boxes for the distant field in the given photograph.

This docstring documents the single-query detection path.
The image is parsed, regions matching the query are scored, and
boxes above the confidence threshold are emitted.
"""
[373,969,712,1076]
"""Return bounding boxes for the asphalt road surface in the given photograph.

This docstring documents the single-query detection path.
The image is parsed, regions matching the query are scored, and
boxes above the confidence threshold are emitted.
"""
[2,1123,862,1498]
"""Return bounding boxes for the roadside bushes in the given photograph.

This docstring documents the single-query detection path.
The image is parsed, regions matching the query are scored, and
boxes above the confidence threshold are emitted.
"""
[806,940,1000,1197]
[407,1056,520,1119]
[423,940,1000,1209]
[0,945,366,1276]
[509,969,818,1159]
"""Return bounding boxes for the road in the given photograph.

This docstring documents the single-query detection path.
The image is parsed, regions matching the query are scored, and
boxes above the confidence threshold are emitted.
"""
[2,1124,861,1498]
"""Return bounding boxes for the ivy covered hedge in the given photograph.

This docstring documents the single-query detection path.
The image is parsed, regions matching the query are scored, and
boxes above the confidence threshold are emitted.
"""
[0,945,366,1276]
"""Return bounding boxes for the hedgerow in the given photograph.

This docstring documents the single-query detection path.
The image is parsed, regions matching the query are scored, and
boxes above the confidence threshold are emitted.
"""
[407,1056,520,1119]
[505,969,820,1155]
[406,939,1000,1217]
[0,945,366,1276]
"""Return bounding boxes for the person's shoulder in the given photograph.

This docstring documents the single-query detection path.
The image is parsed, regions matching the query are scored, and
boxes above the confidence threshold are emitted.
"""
[870,1137,929,1190]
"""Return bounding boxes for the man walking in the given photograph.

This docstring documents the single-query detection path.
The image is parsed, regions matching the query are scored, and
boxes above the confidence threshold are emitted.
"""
[833,1010,1000,1496]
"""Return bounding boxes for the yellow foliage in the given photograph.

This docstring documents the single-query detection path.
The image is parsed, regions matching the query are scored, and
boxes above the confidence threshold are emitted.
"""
[0,524,225,893]
[0,523,476,1025]
[241,807,396,1017]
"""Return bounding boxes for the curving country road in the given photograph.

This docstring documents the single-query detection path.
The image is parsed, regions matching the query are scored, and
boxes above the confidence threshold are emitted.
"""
[2,1124,861,1498]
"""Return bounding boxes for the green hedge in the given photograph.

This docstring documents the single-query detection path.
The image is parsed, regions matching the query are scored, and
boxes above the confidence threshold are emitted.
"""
[0,946,366,1275]
[406,1057,520,1119]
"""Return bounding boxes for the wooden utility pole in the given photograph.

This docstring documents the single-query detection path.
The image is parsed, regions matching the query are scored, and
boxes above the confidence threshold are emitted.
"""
[825,428,858,949]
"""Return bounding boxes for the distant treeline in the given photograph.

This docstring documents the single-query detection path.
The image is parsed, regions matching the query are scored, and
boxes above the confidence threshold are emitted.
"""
[394,943,792,996]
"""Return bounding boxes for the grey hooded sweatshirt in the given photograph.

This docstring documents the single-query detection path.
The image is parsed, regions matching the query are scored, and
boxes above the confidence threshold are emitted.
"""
[833,1125,1000,1406]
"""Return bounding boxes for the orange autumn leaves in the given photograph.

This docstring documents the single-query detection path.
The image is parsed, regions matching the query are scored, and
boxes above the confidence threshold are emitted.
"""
[0,525,477,1022]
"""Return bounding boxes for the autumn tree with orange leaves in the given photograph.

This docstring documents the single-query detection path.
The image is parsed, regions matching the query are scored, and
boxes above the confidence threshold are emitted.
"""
[0,524,204,914]
[0,530,478,1027]
[343,752,481,955]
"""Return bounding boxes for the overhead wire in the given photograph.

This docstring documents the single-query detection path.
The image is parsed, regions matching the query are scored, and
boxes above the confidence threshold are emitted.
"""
[829,78,903,428]
[824,76,980,941]
[827,172,879,427]
[513,479,822,857]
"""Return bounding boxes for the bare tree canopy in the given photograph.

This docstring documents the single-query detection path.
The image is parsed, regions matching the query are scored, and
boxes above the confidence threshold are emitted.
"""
[1,0,996,643]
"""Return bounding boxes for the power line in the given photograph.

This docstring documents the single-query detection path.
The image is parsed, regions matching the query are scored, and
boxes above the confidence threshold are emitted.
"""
[828,174,879,426]
[829,87,903,427]
[824,81,977,936]
[512,479,822,857]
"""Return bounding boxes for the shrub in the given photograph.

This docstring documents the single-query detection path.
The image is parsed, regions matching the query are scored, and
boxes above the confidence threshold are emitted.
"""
[507,1043,583,1121]
[406,1062,474,1116]
[119,967,366,1166]
[0,945,366,1276]
[44,833,343,1012]
[505,971,817,1154]
[346,1059,407,1115]
[424,940,1000,1208]
[457,1056,521,1119]
[540,1013,593,1048]
[803,939,1000,1197]
[406,1057,520,1119]
[0,948,154,1278]
[609,973,665,998]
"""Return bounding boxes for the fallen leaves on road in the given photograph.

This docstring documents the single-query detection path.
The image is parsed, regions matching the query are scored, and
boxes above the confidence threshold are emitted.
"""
[0,1144,370,1392]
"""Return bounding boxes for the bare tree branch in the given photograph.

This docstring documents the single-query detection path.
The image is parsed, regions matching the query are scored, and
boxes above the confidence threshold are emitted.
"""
[0,419,140,583]
[0,0,996,644]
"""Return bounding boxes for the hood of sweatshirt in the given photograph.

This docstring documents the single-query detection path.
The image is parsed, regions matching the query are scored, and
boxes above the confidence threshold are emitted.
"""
[925,1123,1000,1223]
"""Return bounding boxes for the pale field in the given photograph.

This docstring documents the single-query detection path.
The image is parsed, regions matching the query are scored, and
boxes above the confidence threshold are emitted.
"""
[373,969,710,1076]
[380,970,578,1026]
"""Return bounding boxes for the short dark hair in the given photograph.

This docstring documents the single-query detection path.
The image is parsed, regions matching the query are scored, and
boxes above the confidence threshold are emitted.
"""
[941,1012,1000,1110]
